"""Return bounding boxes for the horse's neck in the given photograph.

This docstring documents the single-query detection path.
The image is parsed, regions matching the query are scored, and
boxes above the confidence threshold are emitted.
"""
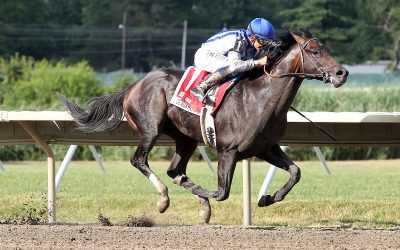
[263,46,303,116]
[276,77,303,117]
[231,47,304,152]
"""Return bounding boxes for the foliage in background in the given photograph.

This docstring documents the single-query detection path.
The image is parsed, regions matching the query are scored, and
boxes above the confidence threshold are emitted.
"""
[0,0,399,71]
[294,86,400,112]
[0,54,34,105]
[280,0,357,63]
[0,54,107,160]
[355,0,400,71]
[0,54,104,110]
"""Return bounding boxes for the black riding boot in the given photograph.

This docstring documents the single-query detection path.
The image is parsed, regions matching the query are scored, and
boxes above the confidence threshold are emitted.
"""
[190,68,230,101]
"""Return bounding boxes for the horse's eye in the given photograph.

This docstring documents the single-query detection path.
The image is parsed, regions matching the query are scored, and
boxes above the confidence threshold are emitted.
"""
[312,50,319,56]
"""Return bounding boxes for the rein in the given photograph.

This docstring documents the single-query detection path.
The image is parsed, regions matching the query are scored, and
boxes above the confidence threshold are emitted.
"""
[263,38,330,82]
[263,38,337,141]
[290,106,337,141]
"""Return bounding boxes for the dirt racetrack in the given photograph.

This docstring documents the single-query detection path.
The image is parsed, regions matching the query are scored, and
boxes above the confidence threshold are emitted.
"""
[1,224,399,249]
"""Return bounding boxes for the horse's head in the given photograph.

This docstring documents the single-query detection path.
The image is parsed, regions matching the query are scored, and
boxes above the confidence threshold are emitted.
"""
[291,30,349,88]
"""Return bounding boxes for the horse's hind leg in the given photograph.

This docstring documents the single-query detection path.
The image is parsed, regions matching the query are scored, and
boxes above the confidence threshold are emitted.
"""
[131,133,170,213]
[174,150,237,201]
[256,144,301,207]
[165,131,211,223]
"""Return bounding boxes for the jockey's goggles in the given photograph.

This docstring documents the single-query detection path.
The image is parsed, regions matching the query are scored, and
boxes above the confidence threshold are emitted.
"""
[256,36,278,47]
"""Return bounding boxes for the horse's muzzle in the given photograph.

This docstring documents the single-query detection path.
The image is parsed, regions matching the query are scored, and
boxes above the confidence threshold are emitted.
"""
[330,65,349,88]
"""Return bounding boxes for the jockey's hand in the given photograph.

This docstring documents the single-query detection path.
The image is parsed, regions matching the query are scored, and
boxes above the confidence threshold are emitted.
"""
[257,56,269,66]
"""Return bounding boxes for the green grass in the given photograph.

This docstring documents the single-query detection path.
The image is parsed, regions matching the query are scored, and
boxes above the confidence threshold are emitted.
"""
[0,160,400,228]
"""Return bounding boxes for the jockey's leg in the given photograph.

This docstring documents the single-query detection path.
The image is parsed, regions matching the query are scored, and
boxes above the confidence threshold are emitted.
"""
[191,57,262,101]
[190,66,232,101]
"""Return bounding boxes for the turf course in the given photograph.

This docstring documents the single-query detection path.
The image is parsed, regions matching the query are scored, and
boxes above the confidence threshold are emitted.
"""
[0,160,399,228]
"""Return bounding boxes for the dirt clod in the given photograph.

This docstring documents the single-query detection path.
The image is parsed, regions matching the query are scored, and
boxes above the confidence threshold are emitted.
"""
[122,216,154,227]
[97,213,112,226]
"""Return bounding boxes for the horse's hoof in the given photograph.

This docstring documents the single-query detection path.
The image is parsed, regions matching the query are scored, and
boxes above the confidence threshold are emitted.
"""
[172,175,187,186]
[258,195,274,207]
[157,194,170,213]
[197,196,211,223]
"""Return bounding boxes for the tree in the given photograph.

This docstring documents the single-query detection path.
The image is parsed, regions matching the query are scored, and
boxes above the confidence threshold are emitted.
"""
[0,0,49,24]
[47,0,83,25]
[356,0,400,71]
[0,0,50,58]
[81,0,189,28]
[279,0,358,62]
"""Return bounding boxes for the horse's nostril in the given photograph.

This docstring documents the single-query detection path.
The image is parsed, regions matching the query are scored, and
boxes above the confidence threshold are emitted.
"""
[336,68,349,77]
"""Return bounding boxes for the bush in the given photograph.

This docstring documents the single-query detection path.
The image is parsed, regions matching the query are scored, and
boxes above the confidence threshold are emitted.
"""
[0,54,104,110]
[0,55,107,160]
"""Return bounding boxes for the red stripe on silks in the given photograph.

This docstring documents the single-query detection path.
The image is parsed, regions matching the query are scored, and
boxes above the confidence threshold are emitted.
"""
[179,67,198,100]
[181,68,209,113]
[185,70,208,113]
[179,66,196,94]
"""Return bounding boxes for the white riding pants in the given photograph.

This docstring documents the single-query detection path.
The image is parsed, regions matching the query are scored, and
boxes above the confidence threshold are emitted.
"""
[194,47,259,74]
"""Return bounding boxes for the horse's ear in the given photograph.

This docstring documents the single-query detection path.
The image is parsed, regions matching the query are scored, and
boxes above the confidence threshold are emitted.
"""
[291,33,306,44]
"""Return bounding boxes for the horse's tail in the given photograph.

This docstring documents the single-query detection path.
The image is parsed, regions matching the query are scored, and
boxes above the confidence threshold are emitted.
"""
[56,89,127,133]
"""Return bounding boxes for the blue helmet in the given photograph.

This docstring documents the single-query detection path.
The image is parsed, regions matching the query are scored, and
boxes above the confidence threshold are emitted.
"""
[247,18,275,42]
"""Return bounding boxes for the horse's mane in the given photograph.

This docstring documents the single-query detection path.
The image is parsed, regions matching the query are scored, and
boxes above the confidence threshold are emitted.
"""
[256,28,313,63]
[242,28,312,80]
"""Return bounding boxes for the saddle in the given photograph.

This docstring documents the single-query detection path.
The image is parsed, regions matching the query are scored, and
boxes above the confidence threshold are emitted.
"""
[170,66,241,116]
[170,66,242,148]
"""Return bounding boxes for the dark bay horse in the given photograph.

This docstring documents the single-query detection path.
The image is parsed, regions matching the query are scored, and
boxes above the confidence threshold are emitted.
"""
[58,29,348,223]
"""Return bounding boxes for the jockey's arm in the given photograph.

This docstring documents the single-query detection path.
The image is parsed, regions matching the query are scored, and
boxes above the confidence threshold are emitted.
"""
[226,37,268,73]
[226,53,269,73]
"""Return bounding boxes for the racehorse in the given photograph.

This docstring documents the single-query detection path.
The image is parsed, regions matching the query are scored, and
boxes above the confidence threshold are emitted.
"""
[58,28,348,223]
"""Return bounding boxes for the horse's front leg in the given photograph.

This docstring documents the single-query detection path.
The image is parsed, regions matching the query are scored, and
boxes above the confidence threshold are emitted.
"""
[256,144,301,207]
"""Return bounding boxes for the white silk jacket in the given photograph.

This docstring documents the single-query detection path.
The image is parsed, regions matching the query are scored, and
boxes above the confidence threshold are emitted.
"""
[194,29,261,73]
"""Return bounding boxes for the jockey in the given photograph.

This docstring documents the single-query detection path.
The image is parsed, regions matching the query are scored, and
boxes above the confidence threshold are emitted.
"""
[190,17,276,101]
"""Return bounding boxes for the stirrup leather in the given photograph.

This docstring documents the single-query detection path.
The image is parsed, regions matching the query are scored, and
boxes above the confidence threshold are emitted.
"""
[190,85,206,101]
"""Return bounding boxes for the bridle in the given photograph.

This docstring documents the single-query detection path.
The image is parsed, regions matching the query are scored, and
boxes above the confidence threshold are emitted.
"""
[264,38,331,83]
[263,38,338,141]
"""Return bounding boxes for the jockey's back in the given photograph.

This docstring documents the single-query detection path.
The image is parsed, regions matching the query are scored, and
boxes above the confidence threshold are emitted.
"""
[199,29,257,61]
